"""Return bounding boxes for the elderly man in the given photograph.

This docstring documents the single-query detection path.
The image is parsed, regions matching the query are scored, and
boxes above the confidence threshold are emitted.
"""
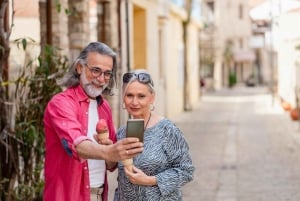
[43,42,143,201]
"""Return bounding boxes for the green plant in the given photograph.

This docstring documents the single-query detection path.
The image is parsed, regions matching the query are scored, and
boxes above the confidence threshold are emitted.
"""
[229,72,237,87]
[0,38,68,201]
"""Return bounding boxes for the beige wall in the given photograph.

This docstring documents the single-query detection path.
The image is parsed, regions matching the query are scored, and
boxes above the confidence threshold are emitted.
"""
[133,6,147,69]
[277,11,300,107]
[164,8,185,118]
[187,20,201,107]
[212,0,254,89]
[9,0,202,124]
[127,0,201,119]
[9,1,40,81]
[164,4,202,116]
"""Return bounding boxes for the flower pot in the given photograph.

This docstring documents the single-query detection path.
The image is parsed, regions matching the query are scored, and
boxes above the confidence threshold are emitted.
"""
[290,108,299,121]
[281,101,292,111]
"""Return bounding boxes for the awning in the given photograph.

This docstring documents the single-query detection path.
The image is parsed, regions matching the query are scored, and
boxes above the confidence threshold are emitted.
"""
[234,50,256,62]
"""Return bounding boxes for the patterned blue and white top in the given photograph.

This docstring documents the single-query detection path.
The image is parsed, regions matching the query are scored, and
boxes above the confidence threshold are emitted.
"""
[113,118,195,201]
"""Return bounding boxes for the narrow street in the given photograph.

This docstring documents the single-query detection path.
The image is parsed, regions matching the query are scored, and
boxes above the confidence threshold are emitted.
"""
[108,85,300,201]
[178,86,300,201]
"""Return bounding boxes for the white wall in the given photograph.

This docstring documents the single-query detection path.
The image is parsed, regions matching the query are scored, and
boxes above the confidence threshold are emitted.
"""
[277,11,300,107]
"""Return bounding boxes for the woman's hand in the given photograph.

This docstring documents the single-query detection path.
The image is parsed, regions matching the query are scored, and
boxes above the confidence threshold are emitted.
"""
[125,166,157,186]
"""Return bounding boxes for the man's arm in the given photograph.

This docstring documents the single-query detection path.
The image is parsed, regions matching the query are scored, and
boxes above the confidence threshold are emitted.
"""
[75,138,143,162]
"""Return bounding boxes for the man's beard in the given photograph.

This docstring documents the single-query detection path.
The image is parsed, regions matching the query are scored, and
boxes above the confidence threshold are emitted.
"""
[81,70,108,98]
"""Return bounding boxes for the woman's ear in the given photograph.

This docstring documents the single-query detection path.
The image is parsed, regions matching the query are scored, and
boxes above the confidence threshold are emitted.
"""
[150,93,155,104]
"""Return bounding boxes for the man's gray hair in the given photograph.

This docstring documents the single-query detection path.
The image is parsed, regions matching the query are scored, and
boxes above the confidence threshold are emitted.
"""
[57,42,117,95]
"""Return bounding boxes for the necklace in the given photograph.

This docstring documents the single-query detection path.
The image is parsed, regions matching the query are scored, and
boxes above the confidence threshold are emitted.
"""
[144,113,152,129]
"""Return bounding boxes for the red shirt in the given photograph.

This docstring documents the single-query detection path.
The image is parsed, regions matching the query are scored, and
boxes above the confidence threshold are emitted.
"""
[43,85,116,201]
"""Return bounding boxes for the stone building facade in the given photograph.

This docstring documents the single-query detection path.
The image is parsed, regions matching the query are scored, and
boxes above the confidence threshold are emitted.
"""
[201,0,255,89]
[10,0,202,127]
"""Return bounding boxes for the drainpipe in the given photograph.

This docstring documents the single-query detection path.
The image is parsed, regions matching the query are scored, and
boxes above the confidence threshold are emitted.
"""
[117,0,123,126]
[98,0,110,43]
[125,0,130,72]
[46,0,52,45]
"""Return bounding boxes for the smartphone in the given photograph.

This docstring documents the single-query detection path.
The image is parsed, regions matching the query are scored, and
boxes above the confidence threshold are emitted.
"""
[126,119,144,143]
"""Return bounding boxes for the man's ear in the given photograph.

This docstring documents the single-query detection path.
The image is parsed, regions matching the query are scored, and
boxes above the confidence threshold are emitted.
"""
[76,63,83,75]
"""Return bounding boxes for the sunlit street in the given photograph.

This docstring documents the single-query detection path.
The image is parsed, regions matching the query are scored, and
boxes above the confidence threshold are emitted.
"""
[177,85,300,201]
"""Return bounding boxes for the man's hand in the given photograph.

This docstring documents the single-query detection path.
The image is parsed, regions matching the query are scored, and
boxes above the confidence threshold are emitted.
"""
[75,137,143,162]
[105,137,143,162]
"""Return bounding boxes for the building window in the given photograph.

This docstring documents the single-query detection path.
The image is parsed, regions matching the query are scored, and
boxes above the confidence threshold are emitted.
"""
[207,1,214,12]
[239,4,243,19]
[239,38,243,48]
[170,0,184,7]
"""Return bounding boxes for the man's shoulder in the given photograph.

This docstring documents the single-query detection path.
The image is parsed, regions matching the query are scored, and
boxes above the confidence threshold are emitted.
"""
[51,87,73,100]
[48,87,81,107]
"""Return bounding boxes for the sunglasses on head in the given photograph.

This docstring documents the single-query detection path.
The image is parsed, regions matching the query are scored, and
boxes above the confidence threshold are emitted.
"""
[123,72,154,86]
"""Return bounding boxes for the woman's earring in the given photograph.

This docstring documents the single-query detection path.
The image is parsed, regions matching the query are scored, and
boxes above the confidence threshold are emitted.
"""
[150,104,155,111]
[122,103,126,109]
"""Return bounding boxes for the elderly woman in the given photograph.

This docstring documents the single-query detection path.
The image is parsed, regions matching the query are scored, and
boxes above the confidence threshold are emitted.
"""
[114,69,195,201]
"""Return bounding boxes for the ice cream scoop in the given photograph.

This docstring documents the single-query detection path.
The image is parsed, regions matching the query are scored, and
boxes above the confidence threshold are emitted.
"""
[96,119,109,140]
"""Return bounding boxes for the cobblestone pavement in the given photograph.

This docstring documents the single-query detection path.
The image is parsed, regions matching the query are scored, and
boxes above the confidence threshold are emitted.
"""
[108,85,300,201]
[177,86,300,201]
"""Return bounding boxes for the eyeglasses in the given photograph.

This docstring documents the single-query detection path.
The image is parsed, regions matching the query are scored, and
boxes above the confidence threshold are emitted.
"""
[85,64,113,79]
[123,72,154,86]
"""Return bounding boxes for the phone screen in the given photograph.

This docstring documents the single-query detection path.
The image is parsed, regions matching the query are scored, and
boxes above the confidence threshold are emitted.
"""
[126,119,144,143]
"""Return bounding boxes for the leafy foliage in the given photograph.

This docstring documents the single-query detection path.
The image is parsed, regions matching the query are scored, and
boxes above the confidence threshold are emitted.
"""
[229,72,237,87]
[0,38,68,201]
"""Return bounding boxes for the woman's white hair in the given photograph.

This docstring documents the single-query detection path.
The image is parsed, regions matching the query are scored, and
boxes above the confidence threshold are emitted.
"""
[122,69,155,100]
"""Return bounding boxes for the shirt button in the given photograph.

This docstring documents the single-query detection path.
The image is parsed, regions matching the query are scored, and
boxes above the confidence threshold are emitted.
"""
[86,185,89,189]
[84,166,87,170]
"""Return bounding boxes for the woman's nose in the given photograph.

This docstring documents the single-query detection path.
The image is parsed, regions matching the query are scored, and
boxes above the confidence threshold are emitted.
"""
[131,97,138,105]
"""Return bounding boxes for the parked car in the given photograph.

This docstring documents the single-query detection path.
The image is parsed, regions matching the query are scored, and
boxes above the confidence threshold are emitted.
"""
[245,75,256,87]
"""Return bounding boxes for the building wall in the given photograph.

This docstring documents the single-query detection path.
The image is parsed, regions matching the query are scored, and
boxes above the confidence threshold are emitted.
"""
[277,10,300,107]
[211,0,254,89]
[9,0,202,126]
[165,6,185,118]
[129,0,163,121]
[187,20,201,107]
[127,0,201,119]
[9,0,40,80]
[52,0,69,56]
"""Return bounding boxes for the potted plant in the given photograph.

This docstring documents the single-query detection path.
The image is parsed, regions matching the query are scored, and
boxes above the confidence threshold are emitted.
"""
[281,100,292,111]
[290,107,299,121]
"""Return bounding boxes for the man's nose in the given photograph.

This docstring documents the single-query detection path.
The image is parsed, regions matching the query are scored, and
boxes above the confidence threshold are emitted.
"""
[96,73,105,82]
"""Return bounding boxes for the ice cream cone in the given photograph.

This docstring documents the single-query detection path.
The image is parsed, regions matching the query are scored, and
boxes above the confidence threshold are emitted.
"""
[98,132,109,140]
[122,158,133,172]
[96,119,109,141]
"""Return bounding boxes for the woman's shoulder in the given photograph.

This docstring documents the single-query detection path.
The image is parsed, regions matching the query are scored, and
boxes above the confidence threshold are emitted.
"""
[151,117,182,138]
[150,114,169,126]
[156,118,177,129]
